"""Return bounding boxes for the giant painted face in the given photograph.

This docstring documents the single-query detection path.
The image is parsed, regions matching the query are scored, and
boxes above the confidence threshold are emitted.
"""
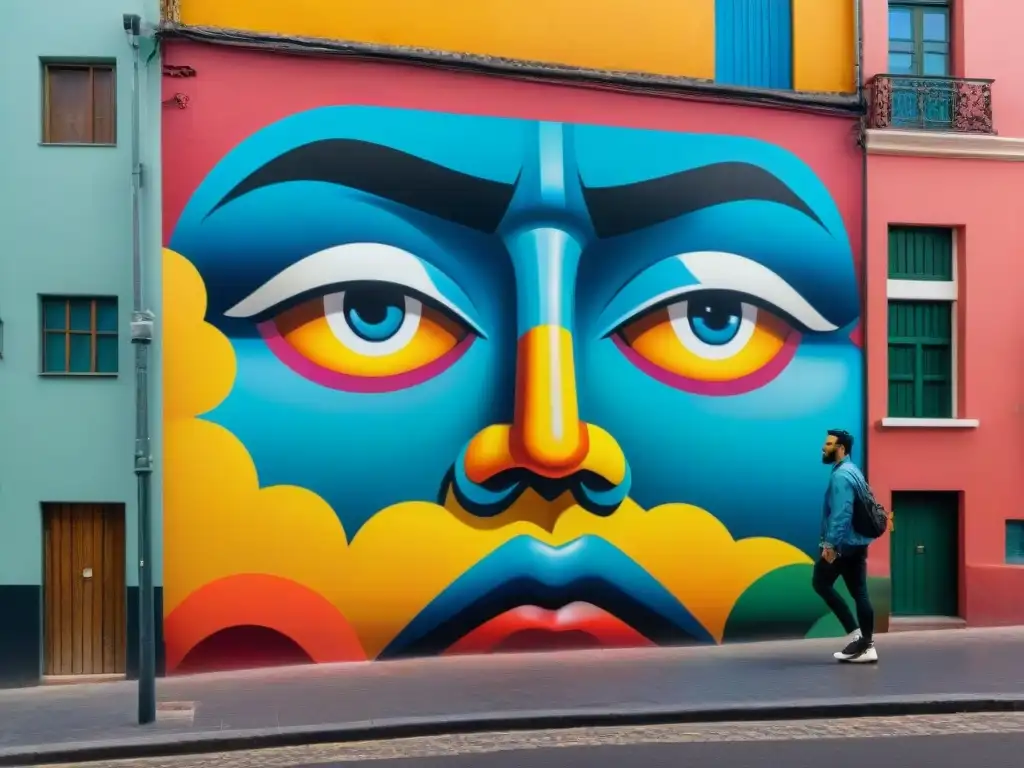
[165,106,862,668]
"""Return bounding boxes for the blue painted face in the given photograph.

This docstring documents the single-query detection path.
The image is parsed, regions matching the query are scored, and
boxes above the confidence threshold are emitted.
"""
[170,106,861,560]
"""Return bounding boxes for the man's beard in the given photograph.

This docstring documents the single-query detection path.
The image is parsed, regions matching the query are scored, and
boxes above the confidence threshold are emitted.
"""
[822,453,835,464]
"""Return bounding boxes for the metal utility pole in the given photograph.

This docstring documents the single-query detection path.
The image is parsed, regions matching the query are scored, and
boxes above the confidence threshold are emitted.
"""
[124,11,156,726]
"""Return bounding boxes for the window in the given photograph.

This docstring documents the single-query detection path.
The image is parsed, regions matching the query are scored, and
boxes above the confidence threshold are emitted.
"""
[1007,521,1024,565]
[888,301,952,417]
[41,297,119,375]
[886,227,956,419]
[888,2,950,76]
[42,63,116,145]
[715,0,793,90]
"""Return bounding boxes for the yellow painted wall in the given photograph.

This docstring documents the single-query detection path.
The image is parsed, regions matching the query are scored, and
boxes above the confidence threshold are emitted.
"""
[179,0,716,80]
[793,0,856,93]
[177,0,855,94]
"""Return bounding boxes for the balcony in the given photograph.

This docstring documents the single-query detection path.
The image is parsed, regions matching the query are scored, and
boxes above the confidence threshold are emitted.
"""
[868,74,994,134]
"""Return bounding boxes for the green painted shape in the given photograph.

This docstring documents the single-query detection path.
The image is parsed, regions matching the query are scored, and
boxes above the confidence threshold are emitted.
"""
[723,563,895,642]
[805,612,845,638]
[723,563,831,642]
[807,576,893,637]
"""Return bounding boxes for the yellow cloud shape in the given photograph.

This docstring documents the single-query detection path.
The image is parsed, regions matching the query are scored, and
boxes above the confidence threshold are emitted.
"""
[163,247,812,661]
[164,418,351,611]
[163,249,235,420]
[163,248,351,617]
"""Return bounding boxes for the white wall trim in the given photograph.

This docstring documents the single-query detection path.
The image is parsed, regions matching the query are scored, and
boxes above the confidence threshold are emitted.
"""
[865,129,1024,161]
[880,418,979,429]
[887,279,957,301]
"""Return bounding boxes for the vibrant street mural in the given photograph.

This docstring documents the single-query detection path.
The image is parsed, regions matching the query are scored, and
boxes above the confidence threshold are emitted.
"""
[163,102,875,673]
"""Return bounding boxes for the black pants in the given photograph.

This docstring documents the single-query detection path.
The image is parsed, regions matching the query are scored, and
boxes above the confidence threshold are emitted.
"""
[812,545,874,642]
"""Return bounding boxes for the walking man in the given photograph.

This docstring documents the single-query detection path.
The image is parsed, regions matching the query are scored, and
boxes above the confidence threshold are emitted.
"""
[814,429,878,663]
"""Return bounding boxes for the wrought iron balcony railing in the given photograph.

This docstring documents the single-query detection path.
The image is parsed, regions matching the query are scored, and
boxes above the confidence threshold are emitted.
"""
[868,74,994,134]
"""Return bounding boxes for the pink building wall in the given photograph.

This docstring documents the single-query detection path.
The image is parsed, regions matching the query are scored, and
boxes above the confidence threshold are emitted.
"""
[862,0,1024,625]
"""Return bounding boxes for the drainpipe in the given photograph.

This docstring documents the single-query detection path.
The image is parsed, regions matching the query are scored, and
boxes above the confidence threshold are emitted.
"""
[123,11,156,726]
[855,0,873,485]
[855,0,869,480]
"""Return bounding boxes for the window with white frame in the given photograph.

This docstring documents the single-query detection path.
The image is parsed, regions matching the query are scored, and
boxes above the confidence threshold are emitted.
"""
[886,226,956,419]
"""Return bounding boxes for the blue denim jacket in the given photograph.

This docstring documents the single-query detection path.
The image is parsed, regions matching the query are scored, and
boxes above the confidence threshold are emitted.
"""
[821,457,875,551]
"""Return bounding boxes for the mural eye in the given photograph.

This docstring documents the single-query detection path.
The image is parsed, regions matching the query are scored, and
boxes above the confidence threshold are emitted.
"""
[271,283,471,380]
[617,290,798,389]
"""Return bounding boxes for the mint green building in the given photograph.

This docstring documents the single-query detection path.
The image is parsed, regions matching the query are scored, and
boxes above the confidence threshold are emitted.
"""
[0,0,163,686]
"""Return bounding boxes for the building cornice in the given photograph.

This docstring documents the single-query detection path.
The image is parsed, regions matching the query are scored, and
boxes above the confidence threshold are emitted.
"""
[158,22,864,117]
[865,129,1024,161]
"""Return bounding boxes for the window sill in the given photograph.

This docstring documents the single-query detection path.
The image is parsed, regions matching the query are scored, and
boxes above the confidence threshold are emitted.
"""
[38,142,117,148]
[880,417,979,429]
[39,372,118,378]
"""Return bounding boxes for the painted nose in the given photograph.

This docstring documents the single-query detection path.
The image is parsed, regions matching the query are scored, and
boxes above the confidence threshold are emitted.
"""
[453,322,630,517]
[510,324,589,477]
[451,203,631,514]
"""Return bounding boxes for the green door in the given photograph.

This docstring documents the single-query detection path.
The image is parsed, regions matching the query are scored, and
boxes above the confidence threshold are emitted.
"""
[891,492,959,616]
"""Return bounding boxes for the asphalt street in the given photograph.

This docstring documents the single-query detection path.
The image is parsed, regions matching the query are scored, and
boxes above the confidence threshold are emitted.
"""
[43,712,1024,768]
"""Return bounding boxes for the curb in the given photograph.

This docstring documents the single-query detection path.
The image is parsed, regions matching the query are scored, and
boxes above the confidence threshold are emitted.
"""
[3,694,1023,766]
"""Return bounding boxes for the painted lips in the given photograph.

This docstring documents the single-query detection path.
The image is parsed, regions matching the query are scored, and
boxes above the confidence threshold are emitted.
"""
[379,536,713,658]
[445,602,654,654]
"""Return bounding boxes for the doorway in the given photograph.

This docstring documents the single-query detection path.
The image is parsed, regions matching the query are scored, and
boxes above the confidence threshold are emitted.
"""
[890,491,959,617]
[42,503,126,677]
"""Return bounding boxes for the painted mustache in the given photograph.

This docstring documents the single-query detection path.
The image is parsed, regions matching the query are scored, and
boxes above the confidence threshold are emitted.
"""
[446,464,633,519]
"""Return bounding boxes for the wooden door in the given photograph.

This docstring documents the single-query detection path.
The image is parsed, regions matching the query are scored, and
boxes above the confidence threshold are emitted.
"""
[43,503,126,676]
[890,491,959,617]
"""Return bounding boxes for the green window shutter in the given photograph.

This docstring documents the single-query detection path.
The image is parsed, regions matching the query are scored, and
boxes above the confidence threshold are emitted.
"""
[888,300,953,418]
[888,226,953,280]
[1007,521,1024,565]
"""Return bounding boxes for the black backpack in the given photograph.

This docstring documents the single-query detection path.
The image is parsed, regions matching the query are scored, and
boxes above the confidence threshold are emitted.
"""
[852,481,890,539]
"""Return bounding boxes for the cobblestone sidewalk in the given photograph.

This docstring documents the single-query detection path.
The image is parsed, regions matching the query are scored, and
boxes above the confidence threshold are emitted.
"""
[41,712,1024,768]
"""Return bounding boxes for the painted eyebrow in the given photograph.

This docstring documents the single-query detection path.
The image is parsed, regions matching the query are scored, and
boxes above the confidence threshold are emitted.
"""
[207,139,518,233]
[580,161,825,239]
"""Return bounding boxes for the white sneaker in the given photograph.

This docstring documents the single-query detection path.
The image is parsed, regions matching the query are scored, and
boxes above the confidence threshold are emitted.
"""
[835,637,878,664]
[846,643,878,663]
[832,630,862,661]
